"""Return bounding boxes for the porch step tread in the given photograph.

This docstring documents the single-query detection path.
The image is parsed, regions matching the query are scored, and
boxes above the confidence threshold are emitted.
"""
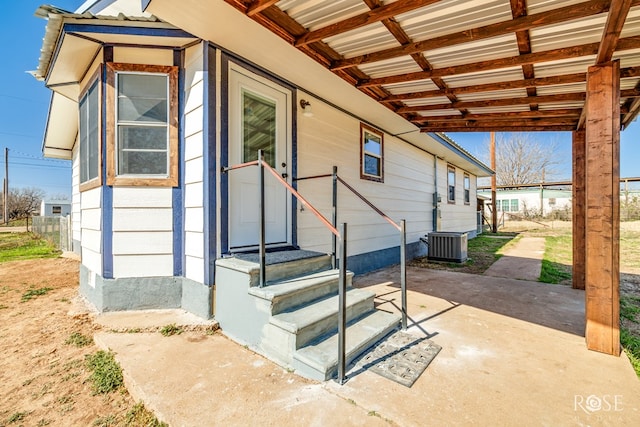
[232,249,327,266]
[248,269,352,301]
[270,288,374,334]
[293,310,400,381]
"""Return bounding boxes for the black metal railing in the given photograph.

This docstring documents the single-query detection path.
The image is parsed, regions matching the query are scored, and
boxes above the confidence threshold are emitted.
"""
[224,153,410,383]
[296,166,408,331]
[223,150,349,384]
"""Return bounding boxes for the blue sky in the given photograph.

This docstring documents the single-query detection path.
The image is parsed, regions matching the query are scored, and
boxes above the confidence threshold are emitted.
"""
[0,0,79,198]
[0,1,638,198]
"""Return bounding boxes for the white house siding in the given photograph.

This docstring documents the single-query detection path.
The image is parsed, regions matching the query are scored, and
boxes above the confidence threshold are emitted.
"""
[437,158,477,233]
[111,188,173,277]
[183,42,206,284]
[295,94,435,256]
[81,187,102,276]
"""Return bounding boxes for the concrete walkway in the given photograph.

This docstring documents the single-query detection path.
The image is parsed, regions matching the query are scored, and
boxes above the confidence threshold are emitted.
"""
[484,236,545,281]
[93,267,640,426]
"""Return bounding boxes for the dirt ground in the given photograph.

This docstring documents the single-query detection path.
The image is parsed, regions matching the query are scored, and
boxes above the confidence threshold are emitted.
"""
[0,257,137,426]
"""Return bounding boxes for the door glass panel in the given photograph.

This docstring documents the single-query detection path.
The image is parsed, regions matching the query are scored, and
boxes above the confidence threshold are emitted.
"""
[242,90,276,167]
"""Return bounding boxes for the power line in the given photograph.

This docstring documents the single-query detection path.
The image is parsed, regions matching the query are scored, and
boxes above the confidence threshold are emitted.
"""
[0,94,47,105]
[9,161,70,170]
[0,131,40,140]
[12,154,69,164]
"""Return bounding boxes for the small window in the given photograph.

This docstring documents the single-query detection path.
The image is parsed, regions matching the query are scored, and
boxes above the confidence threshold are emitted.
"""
[464,174,470,204]
[548,197,556,206]
[52,206,62,215]
[501,199,510,212]
[360,124,383,182]
[106,63,178,187]
[447,166,456,203]
[79,71,101,192]
[510,199,519,212]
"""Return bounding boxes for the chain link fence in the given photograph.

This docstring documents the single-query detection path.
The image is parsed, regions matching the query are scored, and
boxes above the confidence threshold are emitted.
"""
[31,215,72,251]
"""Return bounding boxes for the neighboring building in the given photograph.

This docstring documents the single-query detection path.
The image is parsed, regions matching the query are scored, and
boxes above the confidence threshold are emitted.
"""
[40,199,72,217]
[478,188,573,217]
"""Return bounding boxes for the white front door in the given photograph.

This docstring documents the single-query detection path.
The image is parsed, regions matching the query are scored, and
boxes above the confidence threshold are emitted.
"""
[228,65,291,250]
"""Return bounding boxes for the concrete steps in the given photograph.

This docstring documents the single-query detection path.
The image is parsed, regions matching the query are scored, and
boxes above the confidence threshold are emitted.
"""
[294,310,400,381]
[215,250,400,381]
[249,269,353,314]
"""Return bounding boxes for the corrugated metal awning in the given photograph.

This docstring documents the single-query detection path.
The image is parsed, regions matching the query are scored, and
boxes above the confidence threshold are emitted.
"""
[221,0,640,132]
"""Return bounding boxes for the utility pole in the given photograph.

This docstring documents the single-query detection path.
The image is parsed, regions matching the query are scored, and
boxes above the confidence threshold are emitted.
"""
[490,132,497,233]
[4,148,8,225]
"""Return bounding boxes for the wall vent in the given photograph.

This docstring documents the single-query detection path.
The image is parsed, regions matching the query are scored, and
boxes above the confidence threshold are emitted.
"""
[427,232,468,263]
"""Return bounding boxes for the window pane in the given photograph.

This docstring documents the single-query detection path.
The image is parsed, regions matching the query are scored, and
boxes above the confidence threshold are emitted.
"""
[80,80,100,184]
[118,74,167,123]
[364,154,380,176]
[242,91,276,167]
[465,189,470,203]
[118,150,167,175]
[511,199,519,211]
[79,96,88,183]
[448,169,455,185]
[464,175,470,190]
[502,200,510,212]
[119,125,167,150]
[448,185,455,202]
[119,74,166,97]
[364,132,381,155]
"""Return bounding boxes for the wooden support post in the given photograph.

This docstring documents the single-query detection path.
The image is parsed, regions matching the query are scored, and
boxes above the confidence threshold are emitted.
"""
[572,130,586,290]
[585,61,621,356]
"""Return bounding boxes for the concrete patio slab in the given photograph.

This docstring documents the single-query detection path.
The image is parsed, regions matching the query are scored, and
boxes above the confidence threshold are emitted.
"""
[94,267,640,426]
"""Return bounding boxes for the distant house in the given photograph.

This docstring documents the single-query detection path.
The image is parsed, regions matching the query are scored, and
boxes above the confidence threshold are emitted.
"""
[40,199,72,217]
[478,188,572,218]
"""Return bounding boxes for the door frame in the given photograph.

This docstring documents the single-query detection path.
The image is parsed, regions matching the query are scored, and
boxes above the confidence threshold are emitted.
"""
[220,54,298,254]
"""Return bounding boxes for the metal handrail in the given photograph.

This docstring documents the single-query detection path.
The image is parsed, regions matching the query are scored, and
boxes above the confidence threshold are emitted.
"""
[331,170,407,331]
[262,164,339,237]
[223,153,411,383]
[336,176,401,231]
[291,167,409,331]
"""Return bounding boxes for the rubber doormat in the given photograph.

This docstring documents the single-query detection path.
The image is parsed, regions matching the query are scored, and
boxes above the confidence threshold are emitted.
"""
[356,331,441,387]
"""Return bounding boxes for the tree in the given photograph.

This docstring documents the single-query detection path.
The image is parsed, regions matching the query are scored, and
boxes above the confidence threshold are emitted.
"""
[484,133,563,186]
[495,133,561,185]
[7,187,45,220]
